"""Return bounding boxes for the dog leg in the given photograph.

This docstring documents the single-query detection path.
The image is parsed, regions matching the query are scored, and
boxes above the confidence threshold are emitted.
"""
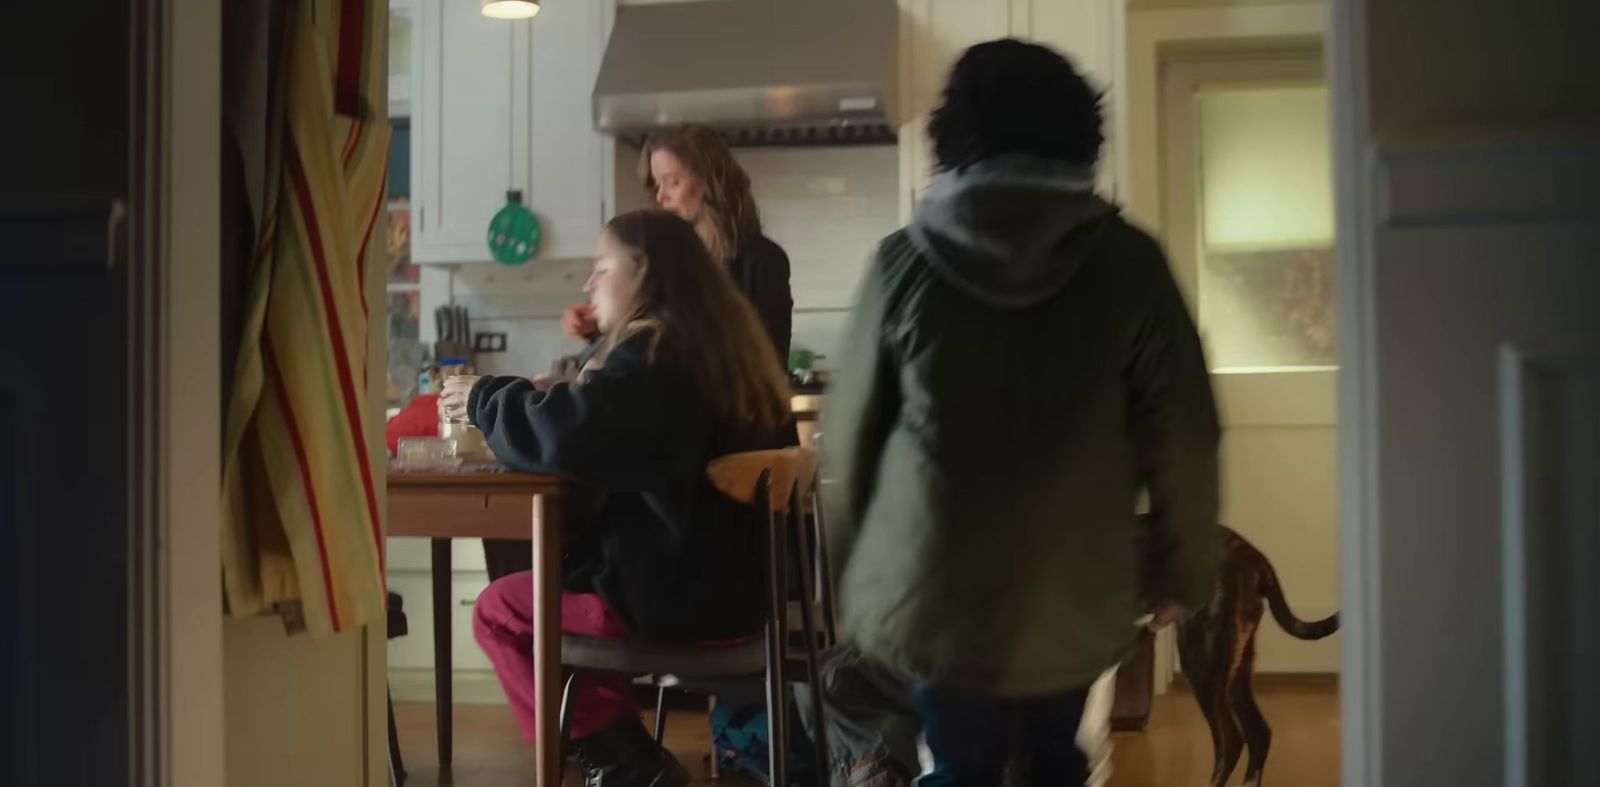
[1231,642,1271,787]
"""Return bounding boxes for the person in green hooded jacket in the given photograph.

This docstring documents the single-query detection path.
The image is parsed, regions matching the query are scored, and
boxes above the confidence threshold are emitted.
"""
[822,39,1221,786]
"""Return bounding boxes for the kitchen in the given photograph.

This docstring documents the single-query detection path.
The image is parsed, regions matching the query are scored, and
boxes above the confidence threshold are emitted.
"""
[11,0,1592,785]
[380,0,1116,662]
[381,1,1341,787]
[382,0,920,780]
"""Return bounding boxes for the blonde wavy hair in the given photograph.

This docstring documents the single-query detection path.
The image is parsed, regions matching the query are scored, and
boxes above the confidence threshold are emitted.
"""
[638,125,762,263]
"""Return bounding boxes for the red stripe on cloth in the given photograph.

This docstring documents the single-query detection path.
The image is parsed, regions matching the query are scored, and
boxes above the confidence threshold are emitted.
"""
[286,142,386,576]
[249,215,278,276]
[341,120,362,167]
[335,0,367,116]
[354,167,386,322]
[265,338,343,632]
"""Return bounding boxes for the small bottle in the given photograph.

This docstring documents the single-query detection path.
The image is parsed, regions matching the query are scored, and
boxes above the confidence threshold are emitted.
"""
[416,348,437,395]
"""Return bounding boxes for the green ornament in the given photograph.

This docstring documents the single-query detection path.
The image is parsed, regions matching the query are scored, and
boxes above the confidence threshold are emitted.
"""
[788,347,815,375]
[486,189,541,265]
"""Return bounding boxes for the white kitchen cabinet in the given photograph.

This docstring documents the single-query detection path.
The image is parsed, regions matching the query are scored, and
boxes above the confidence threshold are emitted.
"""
[386,567,496,682]
[1010,0,1117,88]
[1010,0,1122,198]
[386,536,490,573]
[410,0,521,263]
[896,0,1012,220]
[409,0,608,264]
[448,576,496,672]
[524,0,608,260]
[385,571,435,670]
[896,0,1122,219]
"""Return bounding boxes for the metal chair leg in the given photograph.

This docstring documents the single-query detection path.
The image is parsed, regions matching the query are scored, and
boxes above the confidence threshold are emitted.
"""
[789,488,830,781]
[654,685,670,743]
[557,671,579,781]
[808,480,839,646]
[765,622,789,787]
[761,474,790,787]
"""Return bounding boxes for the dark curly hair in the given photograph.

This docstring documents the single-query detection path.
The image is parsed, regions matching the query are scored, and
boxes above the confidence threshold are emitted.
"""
[927,38,1103,172]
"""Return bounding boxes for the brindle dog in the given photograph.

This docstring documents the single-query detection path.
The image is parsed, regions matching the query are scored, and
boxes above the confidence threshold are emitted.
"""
[1176,526,1339,787]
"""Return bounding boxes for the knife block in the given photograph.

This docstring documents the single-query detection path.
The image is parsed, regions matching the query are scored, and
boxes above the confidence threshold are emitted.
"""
[433,340,473,366]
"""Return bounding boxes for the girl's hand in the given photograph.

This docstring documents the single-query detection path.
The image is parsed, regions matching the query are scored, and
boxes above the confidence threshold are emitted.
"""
[439,375,482,422]
[561,304,600,342]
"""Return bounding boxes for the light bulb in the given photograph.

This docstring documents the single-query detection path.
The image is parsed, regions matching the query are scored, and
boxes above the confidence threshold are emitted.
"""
[481,0,539,20]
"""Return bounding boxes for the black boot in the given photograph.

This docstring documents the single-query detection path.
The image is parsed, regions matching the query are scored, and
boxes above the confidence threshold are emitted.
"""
[571,717,692,787]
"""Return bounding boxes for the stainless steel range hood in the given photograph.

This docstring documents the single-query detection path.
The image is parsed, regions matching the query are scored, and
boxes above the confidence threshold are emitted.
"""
[594,0,898,146]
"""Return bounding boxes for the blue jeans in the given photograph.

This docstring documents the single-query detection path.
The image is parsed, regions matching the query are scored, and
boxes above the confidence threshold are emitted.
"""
[912,682,1091,787]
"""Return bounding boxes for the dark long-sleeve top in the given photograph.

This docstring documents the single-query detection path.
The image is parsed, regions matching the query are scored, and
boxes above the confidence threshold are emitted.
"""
[726,234,793,365]
[467,332,786,642]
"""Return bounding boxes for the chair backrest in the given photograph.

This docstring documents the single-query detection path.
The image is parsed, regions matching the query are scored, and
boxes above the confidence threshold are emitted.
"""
[706,446,838,651]
[706,447,817,513]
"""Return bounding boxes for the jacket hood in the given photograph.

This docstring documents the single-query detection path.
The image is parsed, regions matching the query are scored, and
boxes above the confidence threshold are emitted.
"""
[908,155,1117,309]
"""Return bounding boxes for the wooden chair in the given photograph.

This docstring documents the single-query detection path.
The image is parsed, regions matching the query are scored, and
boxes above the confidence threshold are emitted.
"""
[556,447,836,785]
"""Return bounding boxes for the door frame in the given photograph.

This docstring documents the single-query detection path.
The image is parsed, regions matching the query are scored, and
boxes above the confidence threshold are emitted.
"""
[1327,0,1383,784]
[147,0,226,784]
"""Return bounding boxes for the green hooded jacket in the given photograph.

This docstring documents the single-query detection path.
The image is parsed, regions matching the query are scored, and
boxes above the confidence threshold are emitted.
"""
[822,155,1221,697]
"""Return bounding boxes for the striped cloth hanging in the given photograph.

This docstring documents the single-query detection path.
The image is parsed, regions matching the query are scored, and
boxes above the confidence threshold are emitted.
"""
[222,0,390,636]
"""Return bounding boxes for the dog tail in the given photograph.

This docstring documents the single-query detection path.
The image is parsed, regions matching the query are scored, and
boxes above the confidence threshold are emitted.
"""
[1258,552,1340,640]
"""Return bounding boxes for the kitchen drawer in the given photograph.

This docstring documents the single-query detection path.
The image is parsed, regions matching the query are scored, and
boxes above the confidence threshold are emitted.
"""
[387,538,430,572]
[386,537,489,573]
[384,569,495,673]
[386,572,435,670]
[450,575,494,671]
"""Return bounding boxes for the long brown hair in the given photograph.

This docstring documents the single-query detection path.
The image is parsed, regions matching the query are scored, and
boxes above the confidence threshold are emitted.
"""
[639,124,762,263]
[600,210,790,431]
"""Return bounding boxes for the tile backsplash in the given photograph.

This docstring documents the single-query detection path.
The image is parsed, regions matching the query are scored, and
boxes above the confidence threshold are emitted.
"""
[452,144,902,377]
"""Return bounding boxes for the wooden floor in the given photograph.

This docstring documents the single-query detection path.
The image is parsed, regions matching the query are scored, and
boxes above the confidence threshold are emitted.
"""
[392,681,1339,787]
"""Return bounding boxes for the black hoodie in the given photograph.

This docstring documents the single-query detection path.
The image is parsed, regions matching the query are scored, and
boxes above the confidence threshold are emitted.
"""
[467,332,786,642]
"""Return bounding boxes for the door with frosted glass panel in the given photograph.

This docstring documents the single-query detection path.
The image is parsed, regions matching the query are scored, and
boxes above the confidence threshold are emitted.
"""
[1161,55,1342,675]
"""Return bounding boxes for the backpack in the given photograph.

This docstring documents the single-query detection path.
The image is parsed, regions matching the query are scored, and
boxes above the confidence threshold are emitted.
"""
[709,700,816,784]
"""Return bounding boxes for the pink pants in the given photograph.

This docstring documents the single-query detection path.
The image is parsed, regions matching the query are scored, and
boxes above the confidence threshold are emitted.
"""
[472,573,638,742]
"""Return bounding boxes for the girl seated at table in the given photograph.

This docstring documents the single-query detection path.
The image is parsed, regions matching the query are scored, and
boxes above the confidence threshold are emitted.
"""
[437,210,792,787]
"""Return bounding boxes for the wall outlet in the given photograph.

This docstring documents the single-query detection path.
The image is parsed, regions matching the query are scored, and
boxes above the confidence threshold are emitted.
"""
[473,332,508,353]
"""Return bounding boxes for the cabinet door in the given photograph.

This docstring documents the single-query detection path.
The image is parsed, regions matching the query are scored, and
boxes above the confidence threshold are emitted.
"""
[897,0,1012,220]
[411,0,523,263]
[1011,0,1121,197]
[451,575,496,672]
[383,571,495,673]
[525,0,607,260]
[1010,0,1115,88]
[386,572,435,670]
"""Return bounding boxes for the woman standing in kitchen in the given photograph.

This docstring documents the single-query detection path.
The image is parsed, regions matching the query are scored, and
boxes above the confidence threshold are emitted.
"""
[483,123,796,581]
[567,123,792,365]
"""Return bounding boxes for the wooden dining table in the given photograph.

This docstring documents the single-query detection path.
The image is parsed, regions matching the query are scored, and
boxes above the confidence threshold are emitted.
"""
[387,469,567,787]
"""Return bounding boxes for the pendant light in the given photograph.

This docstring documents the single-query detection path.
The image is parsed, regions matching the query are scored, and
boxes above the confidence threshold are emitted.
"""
[481,0,539,20]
